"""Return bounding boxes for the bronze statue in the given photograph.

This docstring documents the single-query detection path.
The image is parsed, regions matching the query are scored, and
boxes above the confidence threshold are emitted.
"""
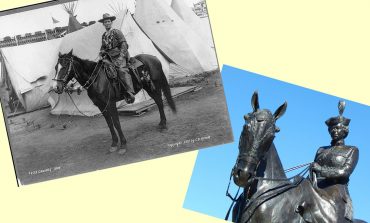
[229,92,365,223]
[311,101,359,222]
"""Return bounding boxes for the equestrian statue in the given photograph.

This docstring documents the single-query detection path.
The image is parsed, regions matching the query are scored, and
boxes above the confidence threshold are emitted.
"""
[228,92,366,223]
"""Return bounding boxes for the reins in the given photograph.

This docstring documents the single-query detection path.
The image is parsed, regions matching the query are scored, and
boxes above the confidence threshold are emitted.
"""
[66,86,111,118]
[225,162,313,221]
[54,56,111,117]
[78,60,102,90]
[253,162,312,182]
[54,56,101,90]
[225,169,241,220]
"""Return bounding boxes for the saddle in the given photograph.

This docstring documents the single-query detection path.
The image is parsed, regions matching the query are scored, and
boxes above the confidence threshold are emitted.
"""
[101,57,154,91]
[101,59,118,79]
[236,178,353,223]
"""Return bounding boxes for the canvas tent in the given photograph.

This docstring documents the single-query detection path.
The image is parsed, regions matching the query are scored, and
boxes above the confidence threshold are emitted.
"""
[134,0,218,74]
[58,10,170,72]
[1,0,218,117]
[50,10,177,116]
[0,38,62,112]
[51,1,219,117]
[170,0,214,47]
[0,2,83,114]
[0,58,3,86]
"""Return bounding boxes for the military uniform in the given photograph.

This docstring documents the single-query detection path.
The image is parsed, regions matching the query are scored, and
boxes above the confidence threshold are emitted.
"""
[99,13,135,103]
[314,145,358,183]
[100,28,129,67]
[312,101,359,222]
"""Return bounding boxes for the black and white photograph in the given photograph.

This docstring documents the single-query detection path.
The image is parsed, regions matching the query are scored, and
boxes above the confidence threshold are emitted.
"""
[0,0,232,185]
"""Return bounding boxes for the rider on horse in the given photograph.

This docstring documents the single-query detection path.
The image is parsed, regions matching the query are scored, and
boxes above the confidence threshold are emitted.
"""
[312,101,359,222]
[98,13,135,104]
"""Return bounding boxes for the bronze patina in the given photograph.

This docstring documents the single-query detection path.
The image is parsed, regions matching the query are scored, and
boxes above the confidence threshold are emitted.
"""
[229,92,365,223]
[312,101,359,222]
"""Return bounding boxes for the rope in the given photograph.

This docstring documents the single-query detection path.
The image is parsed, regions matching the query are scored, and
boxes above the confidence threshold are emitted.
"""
[66,92,92,117]
[225,162,313,221]
[55,56,108,117]
[66,85,110,118]
[254,165,310,182]
[226,170,241,202]
[79,61,101,90]
[225,169,241,220]
[284,162,313,173]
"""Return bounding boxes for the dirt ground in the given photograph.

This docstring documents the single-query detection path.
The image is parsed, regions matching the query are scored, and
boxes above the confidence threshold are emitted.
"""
[5,71,233,185]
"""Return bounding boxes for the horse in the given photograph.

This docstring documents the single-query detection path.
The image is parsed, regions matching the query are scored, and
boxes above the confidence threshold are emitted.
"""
[54,49,176,154]
[230,92,365,223]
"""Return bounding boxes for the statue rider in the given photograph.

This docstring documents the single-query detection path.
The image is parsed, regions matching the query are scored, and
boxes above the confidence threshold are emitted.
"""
[312,101,359,222]
[98,13,135,104]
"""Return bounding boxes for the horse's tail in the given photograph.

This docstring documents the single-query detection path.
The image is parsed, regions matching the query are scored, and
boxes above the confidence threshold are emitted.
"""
[136,54,176,113]
[161,73,176,113]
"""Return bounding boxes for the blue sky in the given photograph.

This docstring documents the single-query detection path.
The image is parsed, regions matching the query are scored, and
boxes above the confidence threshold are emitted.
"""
[183,65,370,221]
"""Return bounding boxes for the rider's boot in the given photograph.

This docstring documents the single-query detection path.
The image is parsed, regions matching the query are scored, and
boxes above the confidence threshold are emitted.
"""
[118,68,135,104]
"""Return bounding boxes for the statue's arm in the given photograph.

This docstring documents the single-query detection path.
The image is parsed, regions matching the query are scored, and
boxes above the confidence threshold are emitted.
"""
[316,147,359,179]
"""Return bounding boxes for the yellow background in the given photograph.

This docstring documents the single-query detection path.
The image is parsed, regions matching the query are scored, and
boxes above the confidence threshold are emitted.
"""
[0,0,369,222]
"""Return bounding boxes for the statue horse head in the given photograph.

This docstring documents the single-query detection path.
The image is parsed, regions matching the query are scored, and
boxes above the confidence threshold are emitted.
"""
[232,91,287,188]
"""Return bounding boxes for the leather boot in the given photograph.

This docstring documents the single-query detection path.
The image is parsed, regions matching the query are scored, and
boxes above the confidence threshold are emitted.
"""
[118,68,135,104]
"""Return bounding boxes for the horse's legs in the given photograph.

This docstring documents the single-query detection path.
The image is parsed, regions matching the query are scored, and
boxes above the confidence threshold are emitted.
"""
[146,82,166,129]
[109,103,127,154]
[97,101,119,152]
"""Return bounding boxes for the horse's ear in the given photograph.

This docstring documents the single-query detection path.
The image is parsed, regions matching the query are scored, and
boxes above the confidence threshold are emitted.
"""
[251,91,259,112]
[68,49,73,55]
[273,101,287,121]
[58,52,61,57]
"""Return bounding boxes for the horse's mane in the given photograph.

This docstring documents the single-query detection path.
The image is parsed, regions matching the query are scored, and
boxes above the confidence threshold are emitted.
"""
[72,55,97,74]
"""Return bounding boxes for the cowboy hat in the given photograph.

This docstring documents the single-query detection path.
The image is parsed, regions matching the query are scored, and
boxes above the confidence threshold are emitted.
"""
[98,13,116,23]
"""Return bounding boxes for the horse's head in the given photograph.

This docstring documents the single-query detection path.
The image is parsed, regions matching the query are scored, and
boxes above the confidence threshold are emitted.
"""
[54,49,75,94]
[232,92,287,187]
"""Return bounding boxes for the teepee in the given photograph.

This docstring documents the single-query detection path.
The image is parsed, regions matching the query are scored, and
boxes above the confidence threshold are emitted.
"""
[134,0,218,74]
[49,0,215,117]
[170,0,214,47]
[108,0,126,15]
[62,2,83,33]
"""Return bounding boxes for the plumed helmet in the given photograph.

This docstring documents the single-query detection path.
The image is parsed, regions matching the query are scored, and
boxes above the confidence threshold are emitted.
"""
[325,101,351,127]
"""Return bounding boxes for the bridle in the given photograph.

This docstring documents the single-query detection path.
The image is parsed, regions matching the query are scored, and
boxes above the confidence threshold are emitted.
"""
[233,153,260,184]
[53,55,101,91]
[234,119,276,179]
[53,56,75,87]
[224,123,267,221]
[225,148,312,221]
[51,54,111,117]
[225,118,312,221]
